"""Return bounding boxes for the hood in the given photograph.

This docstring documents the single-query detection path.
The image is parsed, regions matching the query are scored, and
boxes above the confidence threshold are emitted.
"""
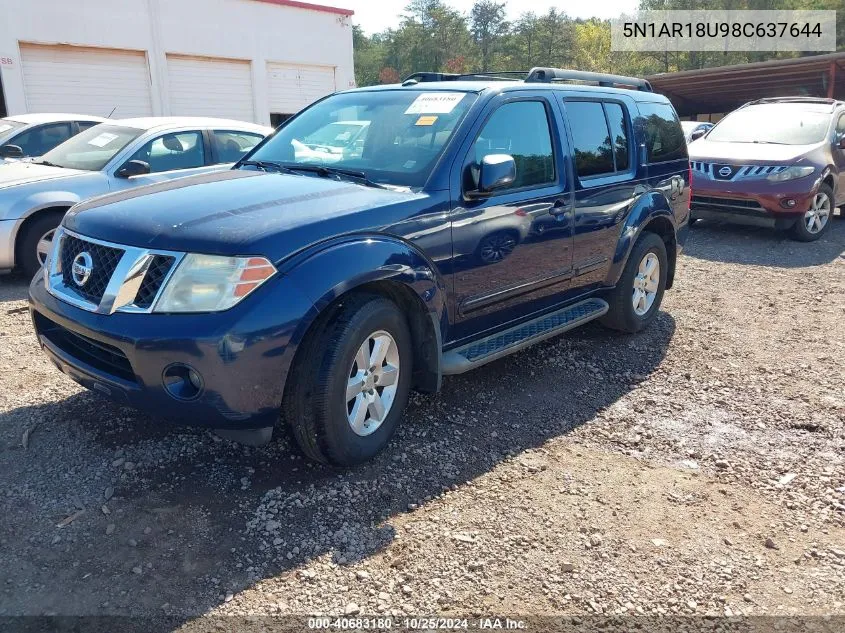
[0,162,86,189]
[65,169,427,261]
[688,139,821,164]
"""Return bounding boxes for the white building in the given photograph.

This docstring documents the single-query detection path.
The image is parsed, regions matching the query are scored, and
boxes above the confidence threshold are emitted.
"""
[0,0,355,126]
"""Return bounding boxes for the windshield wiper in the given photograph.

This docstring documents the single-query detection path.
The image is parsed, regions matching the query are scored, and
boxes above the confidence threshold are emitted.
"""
[279,164,388,190]
[239,160,295,174]
[33,159,62,167]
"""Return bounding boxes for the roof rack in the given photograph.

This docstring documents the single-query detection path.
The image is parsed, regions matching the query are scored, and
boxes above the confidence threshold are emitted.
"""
[403,67,652,92]
[745,96,839,106]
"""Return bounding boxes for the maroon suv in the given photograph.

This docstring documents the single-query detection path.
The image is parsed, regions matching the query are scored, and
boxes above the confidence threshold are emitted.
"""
[689,97,845,241]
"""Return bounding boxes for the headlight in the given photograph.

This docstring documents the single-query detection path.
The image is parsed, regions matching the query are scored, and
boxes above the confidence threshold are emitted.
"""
[154,254,276,313]
[767,165,814,182]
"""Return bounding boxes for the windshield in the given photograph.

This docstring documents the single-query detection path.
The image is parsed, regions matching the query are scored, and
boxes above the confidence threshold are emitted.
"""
[39,124,143,171]
[706,104,831,145]
[0,119,26,145]
[246,90,477,188]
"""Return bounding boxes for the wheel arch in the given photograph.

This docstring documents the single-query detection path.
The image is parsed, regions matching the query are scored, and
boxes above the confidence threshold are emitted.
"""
[13,205,72,268]
[605,197,678,290]
[282,235,448,394]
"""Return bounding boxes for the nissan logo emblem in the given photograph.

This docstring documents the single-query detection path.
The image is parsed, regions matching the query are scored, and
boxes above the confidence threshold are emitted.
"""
[71,252,93,287]
[718,166,733,177]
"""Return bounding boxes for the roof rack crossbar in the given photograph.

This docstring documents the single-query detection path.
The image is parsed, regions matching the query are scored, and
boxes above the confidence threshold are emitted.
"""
[525,67,652,91]
[402,68,653,92]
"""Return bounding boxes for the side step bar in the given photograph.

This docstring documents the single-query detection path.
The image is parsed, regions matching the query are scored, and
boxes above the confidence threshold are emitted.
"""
[441,298,609,375]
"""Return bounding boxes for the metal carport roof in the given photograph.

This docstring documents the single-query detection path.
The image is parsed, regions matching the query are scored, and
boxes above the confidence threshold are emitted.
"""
[647,52,845,117]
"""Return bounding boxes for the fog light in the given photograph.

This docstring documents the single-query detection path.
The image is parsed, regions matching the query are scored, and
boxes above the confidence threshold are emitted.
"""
[781,198,797,208]
[162,364,204,401]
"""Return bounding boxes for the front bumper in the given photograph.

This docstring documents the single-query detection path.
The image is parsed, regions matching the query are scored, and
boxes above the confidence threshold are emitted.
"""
[0,218,22,270]
[29,269,314,430]
[690,177,816,228]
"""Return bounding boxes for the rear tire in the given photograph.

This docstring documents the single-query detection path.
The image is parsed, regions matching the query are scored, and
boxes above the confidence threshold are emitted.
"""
[600,232,668,333]
[283,294,413,466]
[790,184,833,242]
[17,210,65,279]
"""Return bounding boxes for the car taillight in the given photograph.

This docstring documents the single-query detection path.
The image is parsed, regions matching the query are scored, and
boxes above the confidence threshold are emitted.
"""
[688,163,693,209]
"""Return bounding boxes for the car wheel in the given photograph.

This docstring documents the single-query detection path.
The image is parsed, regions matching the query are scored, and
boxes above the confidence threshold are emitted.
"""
[600,231,668,333]
[791,185,833,242]
[17,210,65,279]
[283,294,413,466]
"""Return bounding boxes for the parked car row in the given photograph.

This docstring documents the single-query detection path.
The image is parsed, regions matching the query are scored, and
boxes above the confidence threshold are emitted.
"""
[684,97,845,242]
[7,70,843,468]
[0,116,271,277]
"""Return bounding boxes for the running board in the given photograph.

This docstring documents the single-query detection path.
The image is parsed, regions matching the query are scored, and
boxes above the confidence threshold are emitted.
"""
[441,298,609,375]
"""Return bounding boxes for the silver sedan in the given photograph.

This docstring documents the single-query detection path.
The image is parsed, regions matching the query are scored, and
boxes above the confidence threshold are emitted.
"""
[0,117,272,277]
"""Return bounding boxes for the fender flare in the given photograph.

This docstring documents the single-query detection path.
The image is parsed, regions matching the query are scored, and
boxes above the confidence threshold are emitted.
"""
[604,192,677,288]
[280,234,449,391]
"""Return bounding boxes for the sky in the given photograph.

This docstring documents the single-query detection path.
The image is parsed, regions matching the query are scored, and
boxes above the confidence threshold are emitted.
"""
[340,0,639,35]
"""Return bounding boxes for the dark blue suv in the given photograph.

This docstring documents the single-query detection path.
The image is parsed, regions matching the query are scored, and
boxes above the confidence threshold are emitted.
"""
[29,68,691,465]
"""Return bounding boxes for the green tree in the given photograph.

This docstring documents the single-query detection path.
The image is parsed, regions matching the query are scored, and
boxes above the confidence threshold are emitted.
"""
[470,0,508,71]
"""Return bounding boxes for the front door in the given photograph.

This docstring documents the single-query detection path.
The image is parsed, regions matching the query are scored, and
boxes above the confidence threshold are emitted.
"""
[835,112,845,206]
[109,130,219,191]
[448,95,574,342]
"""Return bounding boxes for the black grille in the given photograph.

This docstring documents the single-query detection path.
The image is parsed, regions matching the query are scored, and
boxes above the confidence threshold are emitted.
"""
[60,236,124,304]
[33,312,135,383]
[133,256,175,309]
[692,195,763,210]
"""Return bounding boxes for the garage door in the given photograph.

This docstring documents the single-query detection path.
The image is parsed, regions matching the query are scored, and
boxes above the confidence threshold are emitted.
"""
[167,55,254,122]
[20,44,153,118]
[267,63,336,115]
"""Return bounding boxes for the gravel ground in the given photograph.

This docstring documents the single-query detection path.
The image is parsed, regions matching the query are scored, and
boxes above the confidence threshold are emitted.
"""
[0,219,843,630]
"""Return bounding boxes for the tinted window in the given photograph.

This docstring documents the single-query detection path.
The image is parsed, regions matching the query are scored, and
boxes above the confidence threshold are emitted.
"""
[605,103,629,171]
[567,101,613,177]
[76,121,100,132]
[837,114,845,135]
[470,100,555,191]
[638,102,687,162]
[212,130,264,163]
[128,131,206,174]
[12,122,73,156]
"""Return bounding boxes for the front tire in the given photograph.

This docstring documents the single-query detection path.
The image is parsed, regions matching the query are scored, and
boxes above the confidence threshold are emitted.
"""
[17,211,65,279]
[283,294,413,466]
[790,185,833,242]
[600,232,668,333]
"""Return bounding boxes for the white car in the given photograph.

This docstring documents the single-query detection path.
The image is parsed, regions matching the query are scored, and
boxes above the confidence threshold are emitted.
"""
[0,113,108,164]
[0,117,272,277]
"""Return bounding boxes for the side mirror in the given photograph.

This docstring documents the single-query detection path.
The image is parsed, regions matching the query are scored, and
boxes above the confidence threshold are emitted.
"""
[469,154,516,198]
[690,129,706,142]
[838,135,845,149]
[116,159,150,178]
[0,144,24,159]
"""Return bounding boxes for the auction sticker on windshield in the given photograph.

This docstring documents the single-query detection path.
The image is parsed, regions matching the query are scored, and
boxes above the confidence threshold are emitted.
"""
[88,132,119,148]
[405,93,464,115]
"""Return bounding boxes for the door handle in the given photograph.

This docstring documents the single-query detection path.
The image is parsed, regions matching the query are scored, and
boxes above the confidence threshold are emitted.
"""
[549,200,571,217]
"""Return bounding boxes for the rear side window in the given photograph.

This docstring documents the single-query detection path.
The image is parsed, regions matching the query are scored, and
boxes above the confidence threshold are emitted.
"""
[12,122,73,156]
[212,130,264,163]
[638,102,687,162]
[566,100,630,178]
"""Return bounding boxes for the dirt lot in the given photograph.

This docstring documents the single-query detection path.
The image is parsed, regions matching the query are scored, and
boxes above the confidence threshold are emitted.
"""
[0,220,843,630]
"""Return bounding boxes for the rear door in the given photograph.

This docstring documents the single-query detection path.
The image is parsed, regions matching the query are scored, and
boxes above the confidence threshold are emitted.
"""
[559,95,648,289]
[449,92,574,341]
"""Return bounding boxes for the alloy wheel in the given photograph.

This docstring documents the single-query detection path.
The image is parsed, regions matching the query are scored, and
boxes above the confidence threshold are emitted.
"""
[36,229,56,266]
[632,252,660,316]
[345,330,400,437]
[804,192,831,234]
